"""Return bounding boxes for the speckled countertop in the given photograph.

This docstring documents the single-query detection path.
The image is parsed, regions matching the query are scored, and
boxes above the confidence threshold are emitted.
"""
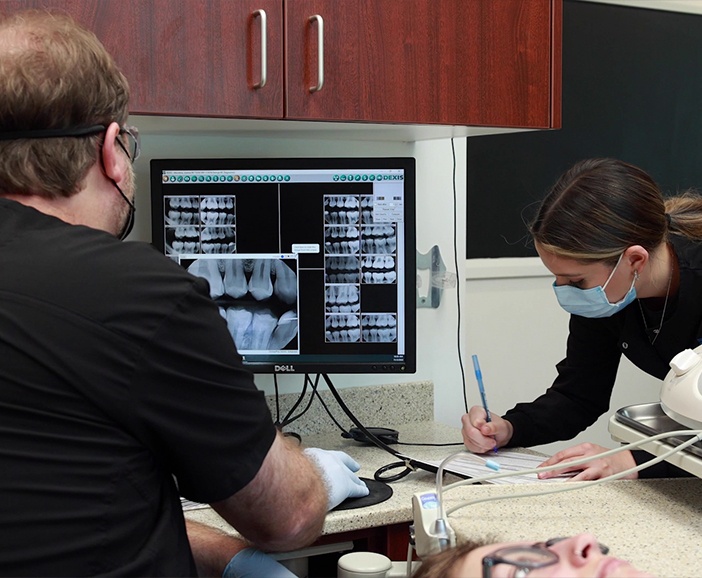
[444,477,702,578]
[264,380,435,436]
[186,416,702,577]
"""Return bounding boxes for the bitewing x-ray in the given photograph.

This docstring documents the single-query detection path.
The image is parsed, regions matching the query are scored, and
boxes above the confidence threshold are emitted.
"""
[187,256,299,353]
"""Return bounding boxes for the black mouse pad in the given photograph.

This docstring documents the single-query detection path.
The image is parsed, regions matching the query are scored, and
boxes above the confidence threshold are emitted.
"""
[333,477,393,511]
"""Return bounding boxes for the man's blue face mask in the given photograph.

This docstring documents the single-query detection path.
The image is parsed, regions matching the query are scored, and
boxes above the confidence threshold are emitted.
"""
[552,253,638,318]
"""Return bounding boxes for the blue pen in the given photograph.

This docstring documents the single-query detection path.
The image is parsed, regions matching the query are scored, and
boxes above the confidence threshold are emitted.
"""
[472,354,498,454]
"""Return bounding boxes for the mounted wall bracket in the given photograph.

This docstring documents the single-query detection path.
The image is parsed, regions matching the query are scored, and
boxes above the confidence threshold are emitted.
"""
[416,245,456,308]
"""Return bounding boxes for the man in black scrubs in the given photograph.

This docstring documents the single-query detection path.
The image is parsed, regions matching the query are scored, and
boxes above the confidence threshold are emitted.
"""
[0,10,366,576]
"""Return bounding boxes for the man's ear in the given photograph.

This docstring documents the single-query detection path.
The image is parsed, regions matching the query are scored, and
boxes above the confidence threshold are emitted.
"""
[100,122,127,183]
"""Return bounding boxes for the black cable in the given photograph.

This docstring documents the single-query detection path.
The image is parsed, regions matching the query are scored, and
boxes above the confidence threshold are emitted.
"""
[395,441,463,447]
[273,373,281,425]
[319,373,448,484]
[274,374,306,441]
[283,374,309,423]
[312,383,349,434]
[280,374,319,428]
[451,137,468,413]
[320,374,404,458]
[309,379,359,437]
[306,375,463,451]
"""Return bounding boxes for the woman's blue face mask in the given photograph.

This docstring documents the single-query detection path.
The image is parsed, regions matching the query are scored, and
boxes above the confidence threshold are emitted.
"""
[552,253,638,318]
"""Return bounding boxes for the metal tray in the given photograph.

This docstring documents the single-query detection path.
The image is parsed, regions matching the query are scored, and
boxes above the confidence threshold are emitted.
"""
[615,402,702,458]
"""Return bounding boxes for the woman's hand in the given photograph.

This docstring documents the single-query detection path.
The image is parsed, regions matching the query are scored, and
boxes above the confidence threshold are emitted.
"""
[537,443,638,481]
[461,406,513,454]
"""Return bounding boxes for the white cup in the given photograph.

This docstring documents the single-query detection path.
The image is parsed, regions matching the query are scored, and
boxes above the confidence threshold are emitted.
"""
[337,552,393,578]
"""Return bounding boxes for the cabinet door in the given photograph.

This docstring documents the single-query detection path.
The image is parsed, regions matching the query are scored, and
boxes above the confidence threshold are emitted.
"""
[284,0,560,128]
[0,0,284,118]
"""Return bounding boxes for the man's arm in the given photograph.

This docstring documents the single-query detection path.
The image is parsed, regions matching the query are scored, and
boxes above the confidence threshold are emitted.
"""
[210,432,327,552]
[186,520,250,577]
[186,520,297,578]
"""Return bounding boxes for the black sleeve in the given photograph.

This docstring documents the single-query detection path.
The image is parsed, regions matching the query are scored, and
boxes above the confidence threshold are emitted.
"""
[632,449,692,478]
[504,314,623,448]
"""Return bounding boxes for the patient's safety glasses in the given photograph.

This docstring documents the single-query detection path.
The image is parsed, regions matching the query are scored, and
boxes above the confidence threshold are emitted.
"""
[481,537,609,578]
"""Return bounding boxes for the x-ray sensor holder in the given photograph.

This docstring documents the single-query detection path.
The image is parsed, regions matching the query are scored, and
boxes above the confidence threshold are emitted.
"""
[416,245,455,308]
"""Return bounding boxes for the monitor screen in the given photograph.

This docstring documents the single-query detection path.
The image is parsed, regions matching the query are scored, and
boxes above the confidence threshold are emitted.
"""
[150,157,416,374]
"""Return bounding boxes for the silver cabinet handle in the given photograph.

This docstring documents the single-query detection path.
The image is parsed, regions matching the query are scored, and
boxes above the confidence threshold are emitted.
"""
[253,9,267,89]
[309,14,324,92]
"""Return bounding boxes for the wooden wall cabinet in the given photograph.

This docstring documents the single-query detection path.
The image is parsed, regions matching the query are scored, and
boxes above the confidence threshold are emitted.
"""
[286,0,561,128]
[1,0,561,129]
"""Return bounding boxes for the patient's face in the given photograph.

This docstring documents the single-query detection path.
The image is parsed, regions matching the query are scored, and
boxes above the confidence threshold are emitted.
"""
[450,534,654,578]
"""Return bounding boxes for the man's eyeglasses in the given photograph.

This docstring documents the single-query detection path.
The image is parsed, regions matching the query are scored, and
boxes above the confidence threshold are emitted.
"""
[117,125,140,163]
[481,537,610,578]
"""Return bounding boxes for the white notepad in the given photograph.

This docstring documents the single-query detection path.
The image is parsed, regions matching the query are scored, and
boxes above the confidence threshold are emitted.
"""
[424,450,573,485]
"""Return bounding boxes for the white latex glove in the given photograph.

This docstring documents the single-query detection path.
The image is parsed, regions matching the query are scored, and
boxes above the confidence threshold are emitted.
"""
[303,447,370,510]
[222,548,296,578]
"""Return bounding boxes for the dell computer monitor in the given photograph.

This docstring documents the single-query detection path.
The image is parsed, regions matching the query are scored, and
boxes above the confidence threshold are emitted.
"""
[150,157,416,374]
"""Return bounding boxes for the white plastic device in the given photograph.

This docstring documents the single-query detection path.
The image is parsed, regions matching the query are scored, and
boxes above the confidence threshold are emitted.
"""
[410,491,456,558]
[660,345,702,429]
[337,551,392,578]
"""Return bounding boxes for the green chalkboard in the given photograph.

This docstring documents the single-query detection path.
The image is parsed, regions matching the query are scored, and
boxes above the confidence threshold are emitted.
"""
[467,0,702,258]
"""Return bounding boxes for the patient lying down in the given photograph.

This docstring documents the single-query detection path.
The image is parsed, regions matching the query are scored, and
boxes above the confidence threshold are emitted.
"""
[413,534,653,578]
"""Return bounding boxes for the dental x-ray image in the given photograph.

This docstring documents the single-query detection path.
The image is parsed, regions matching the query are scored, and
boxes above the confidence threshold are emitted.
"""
[325,284,360,314]
[324,312,397,343]
[325,314,361,343]
[361,313,397,343]
[324,194,360,225]
[164,195,236,255]
[324,256,361,284]
[324,226,360,255]
[186,256,299,353]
